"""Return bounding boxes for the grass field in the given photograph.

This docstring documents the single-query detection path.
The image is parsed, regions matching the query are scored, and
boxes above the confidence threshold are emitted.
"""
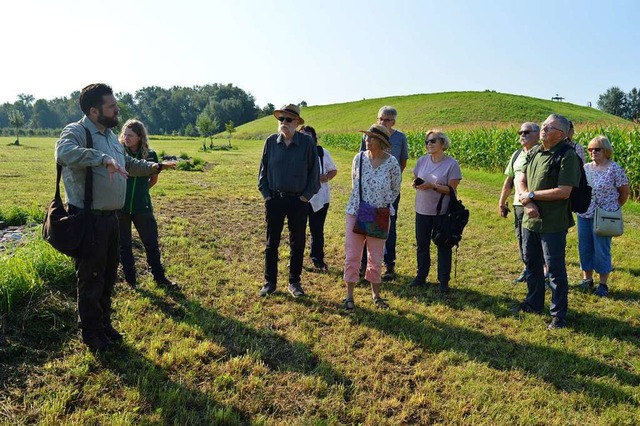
[233,91,630,139]
[1,136,639,425]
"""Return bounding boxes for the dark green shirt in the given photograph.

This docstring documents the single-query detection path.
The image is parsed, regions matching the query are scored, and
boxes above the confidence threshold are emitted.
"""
[522,142,581,233]
[258,132,320,200]
[121,148,158,214]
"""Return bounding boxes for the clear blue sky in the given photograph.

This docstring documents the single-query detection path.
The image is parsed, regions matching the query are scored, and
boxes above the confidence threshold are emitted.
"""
[3,0,639,109]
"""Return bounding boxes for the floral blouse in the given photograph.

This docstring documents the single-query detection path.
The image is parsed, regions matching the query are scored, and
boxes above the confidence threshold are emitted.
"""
[346,152,402,216]
[580,161,628,219]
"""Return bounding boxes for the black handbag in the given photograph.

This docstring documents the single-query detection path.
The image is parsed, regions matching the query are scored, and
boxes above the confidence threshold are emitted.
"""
[42,125,95,258]
[432,185,469,248]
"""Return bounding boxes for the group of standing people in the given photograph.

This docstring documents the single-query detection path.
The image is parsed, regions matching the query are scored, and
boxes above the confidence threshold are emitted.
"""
[499,114,629,329]
[258,105,463,311]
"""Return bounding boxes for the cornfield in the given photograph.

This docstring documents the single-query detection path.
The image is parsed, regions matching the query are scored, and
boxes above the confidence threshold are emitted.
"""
[322,126,640,200]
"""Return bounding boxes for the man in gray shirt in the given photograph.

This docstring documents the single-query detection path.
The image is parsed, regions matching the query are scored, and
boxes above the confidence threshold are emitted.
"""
[258,104,320,298]
[359,106,409,280]
[56,83,175,351]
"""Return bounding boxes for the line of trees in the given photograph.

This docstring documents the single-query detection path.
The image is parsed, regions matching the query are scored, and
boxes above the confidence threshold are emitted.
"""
[597,86,640,122]
[0,84,277,137]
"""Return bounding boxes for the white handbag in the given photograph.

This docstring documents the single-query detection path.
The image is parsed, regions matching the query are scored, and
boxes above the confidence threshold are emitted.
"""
[593,205,623,237]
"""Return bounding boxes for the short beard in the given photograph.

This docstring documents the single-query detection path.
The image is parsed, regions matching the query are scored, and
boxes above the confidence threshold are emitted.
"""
[97,110,119,128]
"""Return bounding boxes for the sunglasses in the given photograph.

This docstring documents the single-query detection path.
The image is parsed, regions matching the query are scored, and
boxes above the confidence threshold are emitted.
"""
[277,116,295,123]
[518,130,536,136]
[588,147,602,152]
[542,124,563,132]
[425,138,441,145]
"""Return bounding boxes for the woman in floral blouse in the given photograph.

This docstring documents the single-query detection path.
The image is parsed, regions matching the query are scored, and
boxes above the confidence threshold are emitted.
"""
[577,136,629,297]
[409,129,462,294]
[343,124,402,311]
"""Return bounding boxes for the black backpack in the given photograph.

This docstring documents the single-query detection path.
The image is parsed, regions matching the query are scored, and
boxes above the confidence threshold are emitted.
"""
[529,142,591,213]
[432,186,470,248]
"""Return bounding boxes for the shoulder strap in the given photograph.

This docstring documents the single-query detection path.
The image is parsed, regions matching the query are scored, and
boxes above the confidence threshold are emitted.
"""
[435,185,458,215]
[358,152,363,201]
[509,148,522,170]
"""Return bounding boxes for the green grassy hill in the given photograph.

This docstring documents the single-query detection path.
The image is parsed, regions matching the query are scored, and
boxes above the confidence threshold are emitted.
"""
[234,91,628,139]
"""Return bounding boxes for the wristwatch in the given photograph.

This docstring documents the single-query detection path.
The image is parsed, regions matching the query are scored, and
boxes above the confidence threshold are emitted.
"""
[528,191,535,200]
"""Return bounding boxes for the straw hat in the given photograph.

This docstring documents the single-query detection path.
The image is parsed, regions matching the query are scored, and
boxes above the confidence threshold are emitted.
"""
[359,124,391,149]
[273,104,305,125]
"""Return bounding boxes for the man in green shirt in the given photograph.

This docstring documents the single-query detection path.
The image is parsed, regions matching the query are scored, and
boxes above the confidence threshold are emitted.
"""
[515,114,581,330]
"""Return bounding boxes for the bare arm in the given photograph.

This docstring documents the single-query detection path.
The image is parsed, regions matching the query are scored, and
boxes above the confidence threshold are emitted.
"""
[149,174,159,188]
[618,184,630,206]
[498,176,514,216]
[400,159,407,172]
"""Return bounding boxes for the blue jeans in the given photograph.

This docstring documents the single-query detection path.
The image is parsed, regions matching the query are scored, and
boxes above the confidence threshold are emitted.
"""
[308,203,329,263]
[522,228,568,321]
[577,216,613,274]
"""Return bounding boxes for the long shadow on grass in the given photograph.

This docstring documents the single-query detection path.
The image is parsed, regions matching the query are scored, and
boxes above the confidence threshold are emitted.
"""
[340,303,640,405]
[137,288,354,401]
[96,344,243,424]
[387,282,640,347]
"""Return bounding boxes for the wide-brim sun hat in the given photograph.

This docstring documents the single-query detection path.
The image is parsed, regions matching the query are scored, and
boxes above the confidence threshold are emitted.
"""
[274,103,305,125]
[359,124,391,150]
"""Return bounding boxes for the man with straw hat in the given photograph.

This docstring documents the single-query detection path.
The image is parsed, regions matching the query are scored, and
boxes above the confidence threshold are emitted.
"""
[258,104,320,298]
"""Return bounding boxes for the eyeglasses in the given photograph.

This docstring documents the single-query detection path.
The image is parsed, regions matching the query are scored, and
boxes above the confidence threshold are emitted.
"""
[277,116,295,123]
[588,147,602,153]
[518,130,536,136]
[425,138,441,145]
[542,124,563,132]
[378,117,394,123]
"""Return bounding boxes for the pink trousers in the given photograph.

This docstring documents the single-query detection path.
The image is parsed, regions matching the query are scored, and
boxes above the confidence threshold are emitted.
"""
[344,214,386,283]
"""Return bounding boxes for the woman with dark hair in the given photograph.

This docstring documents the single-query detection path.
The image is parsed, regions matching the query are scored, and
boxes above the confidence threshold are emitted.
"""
[118,119,178,290]
[300,125,337,271]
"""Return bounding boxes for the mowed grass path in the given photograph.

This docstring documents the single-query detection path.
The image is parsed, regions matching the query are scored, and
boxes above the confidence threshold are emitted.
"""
[1,137,639,425]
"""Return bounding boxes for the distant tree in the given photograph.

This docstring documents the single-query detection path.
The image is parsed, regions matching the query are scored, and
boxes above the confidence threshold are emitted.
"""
[31,99,60,129]
[17,93,35,107]
[258,103,275,118]
[225,120,236,147]
[8,108,25,145]
[597,87,628,118]
[196,112,218,150]
[626,88,640,121]
[299,100,308,108]
[184,123,198,137]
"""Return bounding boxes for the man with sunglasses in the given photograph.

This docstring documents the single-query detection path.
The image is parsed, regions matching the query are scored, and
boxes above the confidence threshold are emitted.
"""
[359,106,408,280]
[498,122,540,283]
[258,104,320,298]
[515,114,581,330]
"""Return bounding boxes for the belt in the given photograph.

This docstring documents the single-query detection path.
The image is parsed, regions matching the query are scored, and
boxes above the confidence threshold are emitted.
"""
[273,191,302,198]
[69,205,116,216]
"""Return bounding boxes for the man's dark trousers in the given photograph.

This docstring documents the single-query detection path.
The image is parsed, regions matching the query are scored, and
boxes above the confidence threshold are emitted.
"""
[522,228,569,321]
[75,213,119,333]
[265,196,308,286]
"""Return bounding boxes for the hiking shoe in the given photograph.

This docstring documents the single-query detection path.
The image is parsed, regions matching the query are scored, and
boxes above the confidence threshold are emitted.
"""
[288,283,305,298]
[104,325,123,343]
[382,265,396,281]
[594,284,609,297]
[81,330,114,352]
[547,317,566,330]
[438,283,450,294]
[408,277,426,287]
[512,271,526,283]
[512,302,542,315]
[155,276,180,291]
[312,260,329,272]
[577,279,594,292]
[259,282,276,297]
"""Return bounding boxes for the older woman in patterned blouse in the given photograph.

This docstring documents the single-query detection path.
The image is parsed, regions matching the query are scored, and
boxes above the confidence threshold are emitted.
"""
[343,124,402,311]
[576,136,629,297]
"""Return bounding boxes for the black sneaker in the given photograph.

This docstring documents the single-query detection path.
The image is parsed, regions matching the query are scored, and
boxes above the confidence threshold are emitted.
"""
[438,283,450,294]
[312,260,329,272]
[577,279,594,292]
[408,277,426,287]
[104,324,123,343]
[382,265,396,281]
[512,302,542,315]
[82,330,114,351]
[259,282,276,297]
[288,283,305,298]
[155,276,180,291]
[512,271,526,283]
[547,317,566,330]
